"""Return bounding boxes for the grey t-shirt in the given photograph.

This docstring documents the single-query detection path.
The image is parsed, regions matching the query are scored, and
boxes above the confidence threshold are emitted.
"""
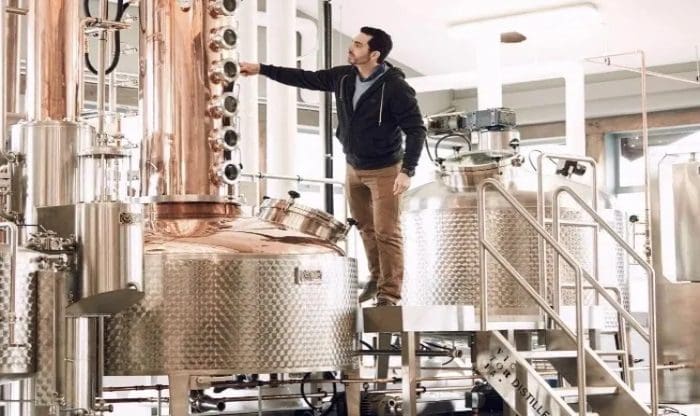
[353,64,387,109]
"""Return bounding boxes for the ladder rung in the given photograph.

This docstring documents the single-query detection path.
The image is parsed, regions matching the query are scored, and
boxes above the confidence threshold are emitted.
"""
[554,386,618,403]
[519,350,626,359]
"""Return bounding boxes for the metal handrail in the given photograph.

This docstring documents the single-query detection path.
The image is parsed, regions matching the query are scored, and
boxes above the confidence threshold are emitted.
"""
[560,284,631,384]
[537,153,600,313]
[477,178,587,414]
[553,185,658,416]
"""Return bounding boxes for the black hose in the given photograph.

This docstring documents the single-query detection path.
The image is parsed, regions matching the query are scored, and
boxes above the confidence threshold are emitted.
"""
[360,340,374,351]
[424,135,435,164]
[84,0,130,75]
[434,133,472,163]
[300,372,340,416]
[300,373,315,410]
[423,341,451,351]
[320,372,339,416]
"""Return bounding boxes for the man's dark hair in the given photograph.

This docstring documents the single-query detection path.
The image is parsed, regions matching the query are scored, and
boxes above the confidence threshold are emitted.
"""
[360,27,393,63]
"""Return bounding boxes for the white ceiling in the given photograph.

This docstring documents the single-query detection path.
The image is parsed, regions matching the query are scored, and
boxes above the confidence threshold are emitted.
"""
[296,0,700,76]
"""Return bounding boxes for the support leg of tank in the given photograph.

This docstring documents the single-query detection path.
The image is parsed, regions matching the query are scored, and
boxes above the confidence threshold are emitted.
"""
[401,331,420,416]
[376,333,392,390]
[343,366,361,416]
[168,374,191,416]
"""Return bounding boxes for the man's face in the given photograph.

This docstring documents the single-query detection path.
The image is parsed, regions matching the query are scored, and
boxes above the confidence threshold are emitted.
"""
[347,33,378,66]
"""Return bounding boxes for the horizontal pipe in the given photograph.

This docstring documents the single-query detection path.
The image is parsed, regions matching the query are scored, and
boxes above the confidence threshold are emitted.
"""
[357,349,458,357]
[629,364,690,372]
[240,172,345,187]
[343,375,480,384]
[6,6,26,14]
[104,386,474,406]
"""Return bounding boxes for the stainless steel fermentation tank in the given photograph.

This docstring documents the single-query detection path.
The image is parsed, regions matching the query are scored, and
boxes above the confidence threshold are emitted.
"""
[410,110,626,324]
[651,155,700,403]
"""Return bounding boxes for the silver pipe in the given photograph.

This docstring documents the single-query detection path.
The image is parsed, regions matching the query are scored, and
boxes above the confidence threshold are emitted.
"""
[585,50,700,86]
[240,172,345,187]
[584,58,700,86]
[356,350,458,357]
[639,51,658,414]
[629,364,689,372]
[478,179,488,330]
[96,0,107,138]
[1,0,7,154]
[5,6,25,14]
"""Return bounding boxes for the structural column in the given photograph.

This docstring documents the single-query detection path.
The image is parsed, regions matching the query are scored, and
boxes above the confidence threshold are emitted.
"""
[476,32,503,110]
[266,0,298,198]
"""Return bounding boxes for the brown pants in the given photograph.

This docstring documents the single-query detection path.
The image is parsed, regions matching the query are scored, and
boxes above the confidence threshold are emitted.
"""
[346,163,403,301]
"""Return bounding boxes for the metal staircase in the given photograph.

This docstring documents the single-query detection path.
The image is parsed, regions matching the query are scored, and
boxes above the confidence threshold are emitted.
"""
[473,161,659,416]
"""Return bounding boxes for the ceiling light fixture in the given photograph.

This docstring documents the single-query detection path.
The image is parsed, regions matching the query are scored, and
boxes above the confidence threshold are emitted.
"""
[448,3,600,37]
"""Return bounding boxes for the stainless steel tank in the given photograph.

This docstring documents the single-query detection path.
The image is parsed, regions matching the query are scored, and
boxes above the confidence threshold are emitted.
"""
[69,202,144,315]
[652,156,700,403]
[401,152,625,325]
[8,121,94,226]
[105,214,358,375]
[0,245,39,382]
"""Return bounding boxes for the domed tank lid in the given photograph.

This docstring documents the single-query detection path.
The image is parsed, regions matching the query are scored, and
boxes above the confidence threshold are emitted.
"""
[257,190,351,243]
[441,150,513,173]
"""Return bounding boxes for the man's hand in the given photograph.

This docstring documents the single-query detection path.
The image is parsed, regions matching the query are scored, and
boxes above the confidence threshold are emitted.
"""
[239,62,261,76]
[393,172,410,195]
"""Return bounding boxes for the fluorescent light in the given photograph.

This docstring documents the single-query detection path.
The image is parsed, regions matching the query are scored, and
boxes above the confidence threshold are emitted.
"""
[448,3,600,37]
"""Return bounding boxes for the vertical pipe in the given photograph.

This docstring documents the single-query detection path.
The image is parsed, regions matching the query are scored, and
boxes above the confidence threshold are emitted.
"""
[321,0,334,214]
[536,155,548,316]
[6,0,21,116]
[0,0,7,151]
[266,0,297,198]
[477,184,488,330]
[96,0,107,138]
[639,52,659,415]
[574,265,587,415]
[400,331,418,416]
[25,0,80,121]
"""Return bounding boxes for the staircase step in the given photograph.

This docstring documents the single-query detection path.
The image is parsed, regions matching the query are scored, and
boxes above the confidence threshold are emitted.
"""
[554,386,618,403]
[519,350,626,359]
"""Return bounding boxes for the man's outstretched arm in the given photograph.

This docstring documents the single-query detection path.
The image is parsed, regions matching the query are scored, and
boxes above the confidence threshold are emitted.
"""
[240,62,342,92]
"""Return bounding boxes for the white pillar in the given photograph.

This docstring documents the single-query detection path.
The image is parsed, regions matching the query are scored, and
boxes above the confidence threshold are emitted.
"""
[565,63,586,155]
[238,0,259,175]
[476,32,503,110]
[266,0,298,198]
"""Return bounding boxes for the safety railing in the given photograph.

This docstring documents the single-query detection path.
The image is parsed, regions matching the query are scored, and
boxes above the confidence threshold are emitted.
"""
[552,185,658,415]
[477,178,588,414]
[536,153,601,311]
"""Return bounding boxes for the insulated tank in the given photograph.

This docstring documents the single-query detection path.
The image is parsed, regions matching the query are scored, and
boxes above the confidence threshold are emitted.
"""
[401,151,627,326]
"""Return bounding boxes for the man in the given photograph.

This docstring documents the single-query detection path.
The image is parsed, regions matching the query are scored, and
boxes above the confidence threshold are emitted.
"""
[240,27,426,306]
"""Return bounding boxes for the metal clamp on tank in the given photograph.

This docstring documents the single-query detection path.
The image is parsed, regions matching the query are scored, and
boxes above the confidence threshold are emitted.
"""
[258,190,353,243]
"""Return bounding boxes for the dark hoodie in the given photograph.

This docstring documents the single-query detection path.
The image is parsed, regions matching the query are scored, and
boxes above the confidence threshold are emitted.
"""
[259,63,426,171]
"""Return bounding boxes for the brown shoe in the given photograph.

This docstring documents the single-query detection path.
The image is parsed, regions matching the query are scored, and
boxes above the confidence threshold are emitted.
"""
[375,296,397,307]
[358,280,378,303]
